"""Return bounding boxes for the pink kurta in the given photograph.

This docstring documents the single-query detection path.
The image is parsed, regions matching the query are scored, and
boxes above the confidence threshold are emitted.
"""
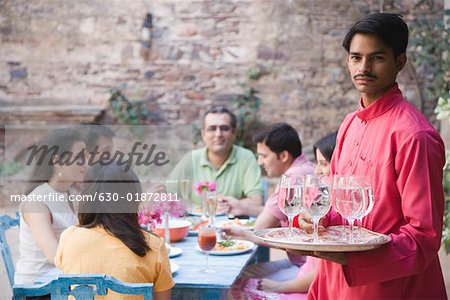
[309,84,447,299]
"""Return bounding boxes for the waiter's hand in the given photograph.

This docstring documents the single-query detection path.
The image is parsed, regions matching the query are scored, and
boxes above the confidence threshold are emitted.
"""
[285,249,347,265]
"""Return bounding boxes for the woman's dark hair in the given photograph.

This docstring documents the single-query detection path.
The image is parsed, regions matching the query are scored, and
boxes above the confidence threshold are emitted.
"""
[342,13,408,58]
[203,106,237,129]
[313,131,338,162]
[26,128,84,194]
[76,122,115,152]
[78,163,150,257]
[253,122,302,159]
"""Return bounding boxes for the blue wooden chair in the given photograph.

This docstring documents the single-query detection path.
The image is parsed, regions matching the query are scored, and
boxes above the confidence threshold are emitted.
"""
[0,212,20,288]
[13,274,154,300]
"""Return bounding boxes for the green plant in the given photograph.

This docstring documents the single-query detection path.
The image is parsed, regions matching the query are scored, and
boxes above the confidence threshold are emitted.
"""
[408,10,450,115]
[193,67,268,149]
[230,82,262,149]
[435,90,450,124]
[0,161,21,177]
[436,91,450,254]
[109,87,161,125]
[409,8,450,253]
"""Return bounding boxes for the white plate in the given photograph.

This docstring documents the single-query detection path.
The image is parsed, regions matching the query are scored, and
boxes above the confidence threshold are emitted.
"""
[168,246,183,258]
[254,226,391,252]
[189,211,226,217]
[196,240,255,255]
[170,260,179,274]
[216,219,255,230]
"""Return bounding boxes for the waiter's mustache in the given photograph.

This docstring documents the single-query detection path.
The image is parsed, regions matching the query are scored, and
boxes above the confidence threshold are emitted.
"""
[353,72,377,80]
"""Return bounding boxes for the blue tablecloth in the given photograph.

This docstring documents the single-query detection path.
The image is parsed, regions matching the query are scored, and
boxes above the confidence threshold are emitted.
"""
[171,232,258,299]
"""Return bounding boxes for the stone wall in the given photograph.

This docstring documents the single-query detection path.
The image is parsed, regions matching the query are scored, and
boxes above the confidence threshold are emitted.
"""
[0,0,444,152]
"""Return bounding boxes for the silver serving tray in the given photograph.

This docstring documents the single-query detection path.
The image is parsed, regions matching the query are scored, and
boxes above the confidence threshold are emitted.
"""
[254,226,391,252]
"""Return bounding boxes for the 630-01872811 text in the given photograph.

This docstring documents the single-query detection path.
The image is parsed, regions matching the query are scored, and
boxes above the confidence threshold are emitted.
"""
[82,192,180,202]
[10,192,179,202]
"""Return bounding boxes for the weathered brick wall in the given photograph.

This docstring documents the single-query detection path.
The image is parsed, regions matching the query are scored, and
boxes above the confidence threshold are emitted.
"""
[0,0,444,152]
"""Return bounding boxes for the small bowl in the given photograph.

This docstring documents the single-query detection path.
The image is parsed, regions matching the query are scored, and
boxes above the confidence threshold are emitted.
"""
[154,219,191,242]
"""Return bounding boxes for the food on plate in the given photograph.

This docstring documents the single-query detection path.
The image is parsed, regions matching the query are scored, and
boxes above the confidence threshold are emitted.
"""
[219,218,255,228]
[214,240,249,251]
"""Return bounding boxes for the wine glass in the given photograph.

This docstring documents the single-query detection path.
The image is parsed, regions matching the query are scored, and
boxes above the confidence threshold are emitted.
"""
[302,175,331,242]
[205,191,218,225]
[197,224,217,274]
[179,179,190,196]
[354,176,374,241]
[278,174,304,237]
[332,175,365,243]
[178,178,191,210]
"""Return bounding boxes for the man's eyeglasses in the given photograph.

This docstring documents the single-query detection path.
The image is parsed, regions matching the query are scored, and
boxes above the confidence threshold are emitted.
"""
[205,125,232,132]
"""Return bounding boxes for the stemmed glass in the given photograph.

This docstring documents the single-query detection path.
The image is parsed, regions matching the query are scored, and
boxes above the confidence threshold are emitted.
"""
[178,179,192,213]
[278,174,304,237]
[205,191,218,226]
[197,223,217,274]
[178,179,190,202]
[354,176,374,240]
[302,175,331,242]
[332,175,365,243]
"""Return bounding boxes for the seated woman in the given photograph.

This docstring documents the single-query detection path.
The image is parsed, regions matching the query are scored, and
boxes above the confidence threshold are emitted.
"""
[15,128,87,287]
[55,163,174,300]
[229,131,337,300]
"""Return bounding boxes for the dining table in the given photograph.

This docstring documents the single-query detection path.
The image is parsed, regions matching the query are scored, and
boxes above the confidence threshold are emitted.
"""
[170,231,259,299]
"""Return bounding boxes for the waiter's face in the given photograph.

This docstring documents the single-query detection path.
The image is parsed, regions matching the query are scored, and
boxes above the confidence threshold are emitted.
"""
[347,33,406,104]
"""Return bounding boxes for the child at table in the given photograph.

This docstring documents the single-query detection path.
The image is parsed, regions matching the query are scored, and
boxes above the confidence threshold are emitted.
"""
[55,163,174,300]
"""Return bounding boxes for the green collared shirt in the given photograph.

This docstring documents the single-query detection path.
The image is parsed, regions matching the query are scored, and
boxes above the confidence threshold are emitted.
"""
[169,145,263,206]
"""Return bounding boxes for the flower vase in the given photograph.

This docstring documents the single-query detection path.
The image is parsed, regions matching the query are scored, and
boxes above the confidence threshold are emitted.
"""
[205,191,217,226]
[201,192,208,220]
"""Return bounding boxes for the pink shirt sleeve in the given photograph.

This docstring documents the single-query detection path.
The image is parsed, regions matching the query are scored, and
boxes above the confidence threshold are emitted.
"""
[264,186,288,225]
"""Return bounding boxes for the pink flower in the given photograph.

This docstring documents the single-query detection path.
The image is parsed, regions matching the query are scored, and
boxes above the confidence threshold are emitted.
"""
[193,180,217,195]
[150,201,186,218]
[138,207,163,225]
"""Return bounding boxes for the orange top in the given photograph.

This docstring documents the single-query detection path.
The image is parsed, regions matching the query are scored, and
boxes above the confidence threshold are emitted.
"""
[55,226,174,299]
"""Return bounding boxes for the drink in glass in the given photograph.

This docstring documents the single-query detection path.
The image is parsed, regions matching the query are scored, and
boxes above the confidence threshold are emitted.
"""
[333,175,365,243]
[205,191,218,225]
[278,174,304,237]
[303,175,331,242]
[198,224,217,273]
[355,176,374,240]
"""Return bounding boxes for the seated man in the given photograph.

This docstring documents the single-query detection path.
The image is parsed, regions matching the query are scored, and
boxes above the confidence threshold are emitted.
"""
[224,122,316,297]
[169,106,264,217]
[252,122,315,231]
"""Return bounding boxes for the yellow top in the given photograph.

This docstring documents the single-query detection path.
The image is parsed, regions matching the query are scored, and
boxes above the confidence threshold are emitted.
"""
[55,226,174,299]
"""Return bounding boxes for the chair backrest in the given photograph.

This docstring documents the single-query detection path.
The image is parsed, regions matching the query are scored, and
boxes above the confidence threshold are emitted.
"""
[0,212,20,288]
[13,274,154,300]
